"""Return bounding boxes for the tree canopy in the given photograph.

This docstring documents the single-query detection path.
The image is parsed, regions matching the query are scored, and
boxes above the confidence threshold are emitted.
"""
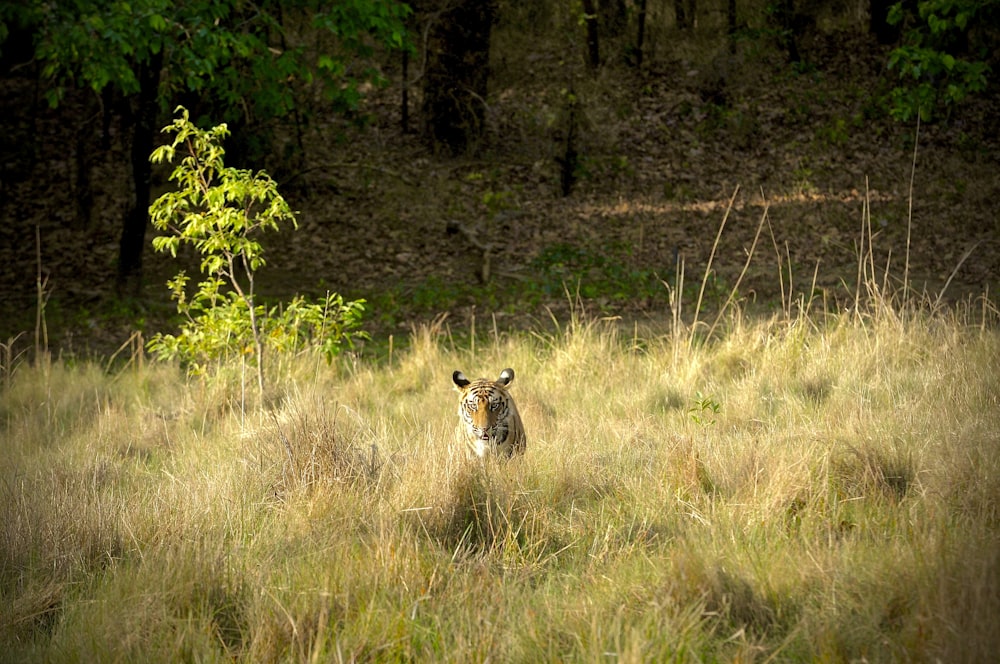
[20,0,410,121]
[1,0,411,290]
[887,0,997,120]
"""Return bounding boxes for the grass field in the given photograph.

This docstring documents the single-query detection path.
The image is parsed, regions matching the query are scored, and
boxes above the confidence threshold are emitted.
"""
[2,285,999,661]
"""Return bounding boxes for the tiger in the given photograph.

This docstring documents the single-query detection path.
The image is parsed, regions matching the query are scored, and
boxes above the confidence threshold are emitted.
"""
[452,367,527,460]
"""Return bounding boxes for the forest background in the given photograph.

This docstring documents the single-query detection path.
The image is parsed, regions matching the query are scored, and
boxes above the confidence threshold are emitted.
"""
[0,0,997,356]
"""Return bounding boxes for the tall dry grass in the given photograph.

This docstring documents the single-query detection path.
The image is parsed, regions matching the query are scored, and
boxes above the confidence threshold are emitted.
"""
[3,171,999,659]
[2,280,998,662]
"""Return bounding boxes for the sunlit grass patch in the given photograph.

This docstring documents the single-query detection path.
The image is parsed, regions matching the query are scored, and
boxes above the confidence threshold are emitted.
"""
[2,290,999,661]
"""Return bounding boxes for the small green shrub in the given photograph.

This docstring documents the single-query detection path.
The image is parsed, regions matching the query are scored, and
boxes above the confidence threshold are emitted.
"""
[689,391,721,426]
[529,243,663,305]
[147,107,367,387]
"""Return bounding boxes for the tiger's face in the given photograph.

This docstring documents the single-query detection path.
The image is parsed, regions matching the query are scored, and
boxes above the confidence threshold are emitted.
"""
[452,368,526,459]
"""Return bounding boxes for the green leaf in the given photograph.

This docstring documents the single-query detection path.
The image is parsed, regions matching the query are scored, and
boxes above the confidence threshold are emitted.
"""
[887,2,904,25]
[317,54,336,71]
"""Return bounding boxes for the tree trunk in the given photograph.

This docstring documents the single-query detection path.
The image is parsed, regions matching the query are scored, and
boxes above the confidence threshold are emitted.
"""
[558,90,579,197]
[73,125,94,230]
[633,0,648,67]
[117,50,162,295]
[727,0,738,53]
[422,0,497,155]
[674,0,689,30]
[676,0,697,30]
[581,0,600,70]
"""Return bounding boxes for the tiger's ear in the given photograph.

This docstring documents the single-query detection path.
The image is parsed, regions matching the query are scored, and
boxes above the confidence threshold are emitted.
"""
[453,370,471,389]
[498,368,515,386]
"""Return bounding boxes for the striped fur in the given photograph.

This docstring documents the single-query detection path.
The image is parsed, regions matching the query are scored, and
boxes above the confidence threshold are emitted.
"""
[452,368,526,459]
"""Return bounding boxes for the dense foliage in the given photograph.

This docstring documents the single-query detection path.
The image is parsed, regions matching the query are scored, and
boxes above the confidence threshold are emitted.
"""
[11,0,408,119]
[887,0,997,120]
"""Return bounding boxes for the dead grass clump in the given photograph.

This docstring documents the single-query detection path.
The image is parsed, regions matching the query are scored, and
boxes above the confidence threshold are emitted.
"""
[706,568,778,636]
[665,438,718,498]
[542,463,616,513]
[0,361,115,455]
[0,580,65,646]
[668,550,781,639]
[792,373,834,406]
[2,270,998,661]
[160,553,252,658]
[246,593,338,663]
[645,385,686,414]
[266,395,388,498]
[0,463,131,590]
[706,346,753,383]
[420,463,530,557]
[831,443,914,502]
[927,536,1000,661]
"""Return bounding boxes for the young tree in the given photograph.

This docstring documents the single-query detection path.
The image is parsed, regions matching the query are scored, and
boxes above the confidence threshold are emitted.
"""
[148,108,367,395]
[11,0,410,294]
[769,0,803,63]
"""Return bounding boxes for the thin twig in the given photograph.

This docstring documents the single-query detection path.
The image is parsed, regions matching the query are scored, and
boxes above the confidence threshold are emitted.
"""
[34,225,50,364]
[934,242,980,308]
[270,410,296,468]
[785,241,794,318]
[764,191,787,318]
[803,260,821,322]
[692,185,739,345]
[904,115,919,304]
[707,202,767,340]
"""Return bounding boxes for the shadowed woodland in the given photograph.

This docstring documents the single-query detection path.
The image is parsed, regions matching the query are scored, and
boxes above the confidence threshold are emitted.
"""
[0,0,997,355]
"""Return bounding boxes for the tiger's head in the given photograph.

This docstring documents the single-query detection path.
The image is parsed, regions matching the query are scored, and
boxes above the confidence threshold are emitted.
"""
[452,368,526,459]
